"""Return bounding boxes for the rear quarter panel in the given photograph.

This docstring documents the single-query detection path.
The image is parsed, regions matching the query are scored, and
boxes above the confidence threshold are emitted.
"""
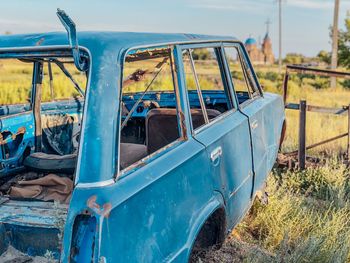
[250,92,285,192]
[62,139,225,262]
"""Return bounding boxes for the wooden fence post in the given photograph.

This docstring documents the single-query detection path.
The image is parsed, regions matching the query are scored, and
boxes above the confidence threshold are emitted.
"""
[299,100,307,170]
[348,105,350,159]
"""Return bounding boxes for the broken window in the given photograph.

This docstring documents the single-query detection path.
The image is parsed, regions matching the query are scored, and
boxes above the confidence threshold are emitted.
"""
[182,47,233,131]
[42,60,86,102]
[0,59,33,108]
[119,47,182,171]
[40,59,87,155]
[224,46,260,104]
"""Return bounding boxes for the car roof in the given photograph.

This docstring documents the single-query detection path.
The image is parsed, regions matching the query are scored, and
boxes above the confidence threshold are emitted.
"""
[0,31,238,53]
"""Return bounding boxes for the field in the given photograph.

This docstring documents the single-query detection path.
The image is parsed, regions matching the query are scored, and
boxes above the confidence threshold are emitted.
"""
[0,59,85,105]
[1,58,350,262]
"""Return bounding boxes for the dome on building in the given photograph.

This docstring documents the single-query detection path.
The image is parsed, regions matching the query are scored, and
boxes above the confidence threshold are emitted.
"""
[244,26,275,65]
[245,37,257,46]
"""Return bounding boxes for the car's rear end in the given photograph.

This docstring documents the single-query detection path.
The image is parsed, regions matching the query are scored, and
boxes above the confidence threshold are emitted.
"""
[0,43,89,261]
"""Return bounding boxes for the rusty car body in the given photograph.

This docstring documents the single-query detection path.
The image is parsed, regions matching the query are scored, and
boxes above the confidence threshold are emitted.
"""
[0,10,285,262]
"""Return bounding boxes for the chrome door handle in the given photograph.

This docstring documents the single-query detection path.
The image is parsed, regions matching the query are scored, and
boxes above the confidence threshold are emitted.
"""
[210,147,223,163]
[251,120,259,130]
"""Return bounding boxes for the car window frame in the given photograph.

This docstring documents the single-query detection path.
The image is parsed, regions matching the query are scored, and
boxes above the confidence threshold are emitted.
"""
[0,49,90,118]
[222,42,263,108]
[179,42,237,135]
[116,44,187,179]
[0,60,34,113]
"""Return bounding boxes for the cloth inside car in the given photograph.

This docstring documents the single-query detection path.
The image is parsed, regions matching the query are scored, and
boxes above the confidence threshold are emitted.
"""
[9,174,73,204]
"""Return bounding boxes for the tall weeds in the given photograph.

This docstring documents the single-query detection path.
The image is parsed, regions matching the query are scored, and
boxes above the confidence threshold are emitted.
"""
[237,159,350,262]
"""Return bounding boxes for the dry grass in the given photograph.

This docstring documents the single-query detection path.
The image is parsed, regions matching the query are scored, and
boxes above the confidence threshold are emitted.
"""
[198,159,350,263]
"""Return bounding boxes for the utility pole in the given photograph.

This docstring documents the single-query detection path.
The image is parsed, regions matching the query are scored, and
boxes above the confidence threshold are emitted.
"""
[331,0,340,89]
[278,0,282,73]
[265,18,271,35]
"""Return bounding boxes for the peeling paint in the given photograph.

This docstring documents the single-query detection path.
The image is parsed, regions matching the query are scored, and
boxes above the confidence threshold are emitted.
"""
[87,196,112,218]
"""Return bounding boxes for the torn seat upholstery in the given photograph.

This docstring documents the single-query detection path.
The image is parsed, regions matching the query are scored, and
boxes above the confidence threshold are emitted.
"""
[24,143,148,173]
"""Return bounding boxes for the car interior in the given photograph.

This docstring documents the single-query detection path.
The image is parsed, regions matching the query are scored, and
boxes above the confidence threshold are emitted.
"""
[119,47,232,171]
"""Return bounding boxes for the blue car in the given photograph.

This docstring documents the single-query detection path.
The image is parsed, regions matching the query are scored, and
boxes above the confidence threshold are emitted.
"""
[0,10,285,263]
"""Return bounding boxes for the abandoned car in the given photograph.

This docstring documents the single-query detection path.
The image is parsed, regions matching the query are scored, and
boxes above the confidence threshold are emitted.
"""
[0,10,285,263]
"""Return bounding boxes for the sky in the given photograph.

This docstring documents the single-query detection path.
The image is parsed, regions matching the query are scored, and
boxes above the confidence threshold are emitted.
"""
[0,0,349,57]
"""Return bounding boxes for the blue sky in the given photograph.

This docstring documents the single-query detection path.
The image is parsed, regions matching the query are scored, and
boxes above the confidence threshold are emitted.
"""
[0,0,349,57]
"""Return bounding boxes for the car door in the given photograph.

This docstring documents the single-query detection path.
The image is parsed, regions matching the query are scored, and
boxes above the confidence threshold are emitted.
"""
[223,43,272,193]
[180,44,254,228]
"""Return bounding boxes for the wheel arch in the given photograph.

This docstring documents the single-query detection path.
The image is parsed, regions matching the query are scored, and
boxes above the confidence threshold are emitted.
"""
[184,193,227,261]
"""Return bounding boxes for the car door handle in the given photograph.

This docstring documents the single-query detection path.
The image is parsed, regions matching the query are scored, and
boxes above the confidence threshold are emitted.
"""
[251,120,259,130]
[210,147,223,164]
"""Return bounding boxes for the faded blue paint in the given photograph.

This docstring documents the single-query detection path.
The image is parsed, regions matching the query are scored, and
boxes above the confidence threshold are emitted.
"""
[0,31,285,262]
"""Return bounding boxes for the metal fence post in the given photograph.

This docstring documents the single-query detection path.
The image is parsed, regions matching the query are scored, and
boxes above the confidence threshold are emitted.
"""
[348,105,350,159]
[299,100,307,170]
[283,72,289,105]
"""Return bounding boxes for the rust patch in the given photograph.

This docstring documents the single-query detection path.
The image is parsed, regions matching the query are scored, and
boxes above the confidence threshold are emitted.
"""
[35,38,45,46]
[87,195,112,218]
[11,126,26,140]
[179,111,188,140]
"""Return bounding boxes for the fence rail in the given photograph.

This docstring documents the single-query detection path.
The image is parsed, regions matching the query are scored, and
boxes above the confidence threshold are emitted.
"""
[282,65,350,169]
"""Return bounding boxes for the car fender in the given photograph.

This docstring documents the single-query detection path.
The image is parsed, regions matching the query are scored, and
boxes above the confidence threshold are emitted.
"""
[165,191,226,262]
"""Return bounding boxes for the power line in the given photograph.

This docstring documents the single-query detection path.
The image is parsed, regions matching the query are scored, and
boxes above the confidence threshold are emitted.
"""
[278,0,283,73]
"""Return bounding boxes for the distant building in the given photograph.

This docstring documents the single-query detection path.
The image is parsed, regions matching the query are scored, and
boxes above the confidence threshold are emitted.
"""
[245,32,275,65]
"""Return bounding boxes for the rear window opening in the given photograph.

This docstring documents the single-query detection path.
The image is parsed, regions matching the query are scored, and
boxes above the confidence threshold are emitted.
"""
[0,52,88,260]
[119,47,182,171]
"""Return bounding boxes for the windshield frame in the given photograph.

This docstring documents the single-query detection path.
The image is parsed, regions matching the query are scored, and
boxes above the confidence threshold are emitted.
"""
[0,46,91,185]
[0,48,88,107]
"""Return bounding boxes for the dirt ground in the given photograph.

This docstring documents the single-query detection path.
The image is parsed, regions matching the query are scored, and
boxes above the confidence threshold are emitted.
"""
[0,246,57,263]
[193,234,274,263]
